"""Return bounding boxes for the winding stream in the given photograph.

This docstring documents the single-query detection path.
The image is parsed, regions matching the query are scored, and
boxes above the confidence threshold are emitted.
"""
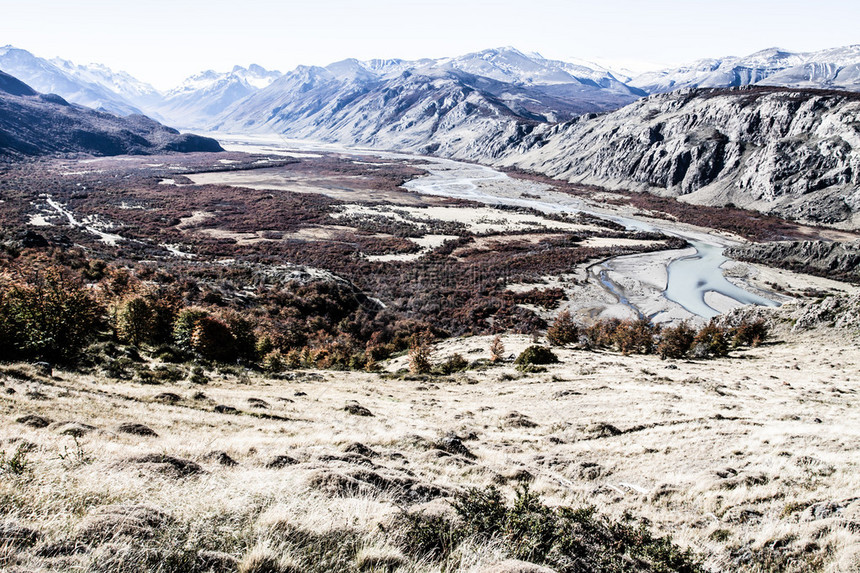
[220,136,780,319]
[400,158,780,319]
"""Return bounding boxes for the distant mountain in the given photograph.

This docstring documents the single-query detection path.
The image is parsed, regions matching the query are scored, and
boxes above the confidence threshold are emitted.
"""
[632,46,860,93]
[50,57,163,109]
[208,47,644,151]
[0,70,222,158]
[0,45,145,115]
[491,87,860,228]
[155,64,281,127]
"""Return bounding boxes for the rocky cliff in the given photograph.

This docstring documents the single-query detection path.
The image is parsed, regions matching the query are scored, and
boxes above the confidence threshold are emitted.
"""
[492,87,860,229]
[725,240,860,283]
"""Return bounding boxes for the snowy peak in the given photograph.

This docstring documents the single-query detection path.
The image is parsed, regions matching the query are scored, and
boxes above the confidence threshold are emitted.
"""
[168,64,280,97]
[155,64,281,128]
[49,58,162,106]
[0,45,144,115]
[438,46,628,88]
[632,45,860,93]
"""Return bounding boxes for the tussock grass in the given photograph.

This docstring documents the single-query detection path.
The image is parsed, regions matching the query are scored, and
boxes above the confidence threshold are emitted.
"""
[0,329,858,571]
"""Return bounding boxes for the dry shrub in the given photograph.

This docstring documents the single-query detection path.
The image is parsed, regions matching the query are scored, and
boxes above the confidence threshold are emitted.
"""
[408,332,434,374]
[546,310,579,346]
[584,318,622,348]
[489,335,505,363]
[612,318,660,355]
[657,322,696,359]
[692,321,729,358]
[730,318,768,348]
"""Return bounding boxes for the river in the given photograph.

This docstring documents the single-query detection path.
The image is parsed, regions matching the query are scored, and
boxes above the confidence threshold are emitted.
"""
[220,136,780,320]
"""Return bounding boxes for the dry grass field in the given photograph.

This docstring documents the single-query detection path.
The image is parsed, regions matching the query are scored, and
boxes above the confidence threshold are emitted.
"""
[2,317,858,572]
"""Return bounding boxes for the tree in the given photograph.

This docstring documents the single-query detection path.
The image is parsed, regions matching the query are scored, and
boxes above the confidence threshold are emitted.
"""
[112,295,154,346]
[0,268,103,363]
[408,332,434,374]
[546,310,579,346]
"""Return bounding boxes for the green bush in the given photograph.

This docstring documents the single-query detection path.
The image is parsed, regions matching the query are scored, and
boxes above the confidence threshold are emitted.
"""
[112,295,154,346]
[439,353,469,374]
[514,346,559,370]
[400,484,705,572]
[0,269,103,363]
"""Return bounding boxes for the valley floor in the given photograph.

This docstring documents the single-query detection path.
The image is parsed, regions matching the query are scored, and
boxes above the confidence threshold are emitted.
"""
[2,326,858,572]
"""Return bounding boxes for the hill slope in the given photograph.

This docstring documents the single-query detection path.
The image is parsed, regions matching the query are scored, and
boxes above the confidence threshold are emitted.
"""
[493,87,860,229]
[0,70,222,158]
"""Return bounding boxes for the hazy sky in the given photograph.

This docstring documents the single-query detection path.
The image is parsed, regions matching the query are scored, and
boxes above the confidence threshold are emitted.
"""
[2,0,859,89]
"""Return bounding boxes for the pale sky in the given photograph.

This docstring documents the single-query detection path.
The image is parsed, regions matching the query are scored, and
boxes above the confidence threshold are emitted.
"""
[2,0,859,89]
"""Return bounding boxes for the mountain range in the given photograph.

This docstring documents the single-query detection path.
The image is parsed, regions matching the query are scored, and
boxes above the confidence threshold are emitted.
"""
[3,43,860,227]
[6,43,860,133]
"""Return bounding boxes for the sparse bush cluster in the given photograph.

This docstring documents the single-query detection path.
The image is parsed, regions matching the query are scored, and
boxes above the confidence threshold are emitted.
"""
[399,484,705,572]
[0,259,440,372]
[577,316,768,359]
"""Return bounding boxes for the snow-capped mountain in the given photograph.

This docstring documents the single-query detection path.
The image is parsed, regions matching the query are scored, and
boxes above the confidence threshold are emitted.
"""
[210,61,539,157]
[207,47,645,150]
[155,64,281,127]
[0,45,144,115]
[632,46,860,93]
[49,58,162,109]
[437,47,636,90]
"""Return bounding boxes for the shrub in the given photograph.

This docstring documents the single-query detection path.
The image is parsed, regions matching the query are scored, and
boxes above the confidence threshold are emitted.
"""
[489,335,505,363]
[173,308,209,349]
[112,295,154,346]
[218,310,257,360]
[191,316,238,362]
[400,483,706,572]
[546,310,579,346]
[439,353,469,374]
[408,333,433,374]
[514,346,559,369]
[612,318,659,355]
[692,321,729,358]
[0,268,103,363]
[584,318,621,348]
[730,318,768,348]
[657,322,696,359]
[262,349,286,373]
[174,308,239,362]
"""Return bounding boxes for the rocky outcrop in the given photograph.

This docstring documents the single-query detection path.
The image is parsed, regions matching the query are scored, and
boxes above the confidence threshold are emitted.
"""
[725,240,860,283]
[491,87,860,229]
[0,70,222,158]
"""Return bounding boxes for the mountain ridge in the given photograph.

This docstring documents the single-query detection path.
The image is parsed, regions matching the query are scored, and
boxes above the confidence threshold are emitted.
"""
[0,70,222,158]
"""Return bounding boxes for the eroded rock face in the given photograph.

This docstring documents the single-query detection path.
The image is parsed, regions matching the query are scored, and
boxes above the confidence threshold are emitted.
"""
[726,240,860,283]
[493,87,860,228]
